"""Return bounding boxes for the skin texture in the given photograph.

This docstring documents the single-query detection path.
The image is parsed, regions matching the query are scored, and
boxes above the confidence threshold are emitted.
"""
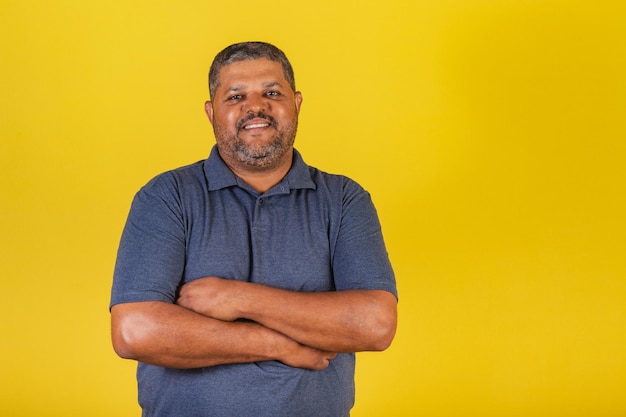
[110,58,397,370]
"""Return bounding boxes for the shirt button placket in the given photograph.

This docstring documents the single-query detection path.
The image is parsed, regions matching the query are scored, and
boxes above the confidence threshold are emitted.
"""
[254,197,267,230]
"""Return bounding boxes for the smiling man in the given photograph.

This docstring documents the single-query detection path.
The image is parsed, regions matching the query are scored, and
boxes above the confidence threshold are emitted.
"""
[110,42,397,417]
[207,57,302,190]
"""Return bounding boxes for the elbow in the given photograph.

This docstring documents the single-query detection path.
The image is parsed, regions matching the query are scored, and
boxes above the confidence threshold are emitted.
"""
[111,319,137,360]
[110,304,152,360]
[373,327,396,352]
[111,326,137,360]
[364,294,398,352]
[112,339,134,361]
[368,311,397,351]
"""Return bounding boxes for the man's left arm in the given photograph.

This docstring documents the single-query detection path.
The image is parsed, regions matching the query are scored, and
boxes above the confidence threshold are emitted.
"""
[179,180,397,353]
[178,278,397,353]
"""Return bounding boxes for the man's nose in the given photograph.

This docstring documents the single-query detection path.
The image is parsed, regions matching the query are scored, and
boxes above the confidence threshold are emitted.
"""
[243,93,268,113]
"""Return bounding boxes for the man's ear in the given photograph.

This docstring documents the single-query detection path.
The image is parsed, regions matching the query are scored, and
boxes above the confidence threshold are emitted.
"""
[204,101,214,125]
[294,91,303,115]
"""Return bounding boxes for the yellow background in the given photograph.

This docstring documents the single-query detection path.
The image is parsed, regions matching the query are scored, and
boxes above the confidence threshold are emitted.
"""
[1,1,625,416]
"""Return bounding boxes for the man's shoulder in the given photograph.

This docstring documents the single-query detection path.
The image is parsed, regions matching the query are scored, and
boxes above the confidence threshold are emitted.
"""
[138,160,207,198]
[307,165,366,195]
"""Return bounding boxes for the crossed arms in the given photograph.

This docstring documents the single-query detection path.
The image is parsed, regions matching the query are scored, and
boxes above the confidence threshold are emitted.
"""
[111,277,397,370]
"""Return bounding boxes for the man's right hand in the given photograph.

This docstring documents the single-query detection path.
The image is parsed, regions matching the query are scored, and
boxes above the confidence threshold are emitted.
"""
[278,337,337,370]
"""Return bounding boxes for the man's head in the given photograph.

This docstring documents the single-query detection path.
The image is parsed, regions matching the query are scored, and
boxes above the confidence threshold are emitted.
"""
[208,42,296,101]
[205,42,303,174]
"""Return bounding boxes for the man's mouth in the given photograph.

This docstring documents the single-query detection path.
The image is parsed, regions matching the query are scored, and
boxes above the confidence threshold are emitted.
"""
[237,113,277,132]
[243,122,270,130]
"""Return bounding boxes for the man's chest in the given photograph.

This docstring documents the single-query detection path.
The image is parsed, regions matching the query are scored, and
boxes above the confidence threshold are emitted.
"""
[182,192,336,292]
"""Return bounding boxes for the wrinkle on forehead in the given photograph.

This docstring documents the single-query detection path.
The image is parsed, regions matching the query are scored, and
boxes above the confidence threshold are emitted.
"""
[216,60,290,93]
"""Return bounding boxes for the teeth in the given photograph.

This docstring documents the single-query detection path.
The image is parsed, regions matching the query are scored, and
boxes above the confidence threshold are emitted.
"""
[244,123,269,129]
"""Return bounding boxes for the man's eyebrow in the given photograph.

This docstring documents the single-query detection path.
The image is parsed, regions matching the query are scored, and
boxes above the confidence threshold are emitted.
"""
[224,81,284,93]
[263,81,284,88]
[226,85,246,92]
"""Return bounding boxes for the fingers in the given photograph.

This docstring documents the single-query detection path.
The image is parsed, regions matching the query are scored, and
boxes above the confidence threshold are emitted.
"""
[311,352,338,370]
[284,345,338,371]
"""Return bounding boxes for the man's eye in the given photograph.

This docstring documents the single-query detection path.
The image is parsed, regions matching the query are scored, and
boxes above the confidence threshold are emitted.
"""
[266,91,280,97]
[228,94,243,101]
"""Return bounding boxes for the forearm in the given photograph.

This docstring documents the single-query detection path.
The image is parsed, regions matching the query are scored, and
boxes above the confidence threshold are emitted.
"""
[178,279,397,353]
[240,287,397,352]
[111,301,334,369]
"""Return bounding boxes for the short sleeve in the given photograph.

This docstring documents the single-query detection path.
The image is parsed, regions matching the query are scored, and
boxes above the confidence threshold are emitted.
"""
[110,173,186,308]
[331,180,397,299]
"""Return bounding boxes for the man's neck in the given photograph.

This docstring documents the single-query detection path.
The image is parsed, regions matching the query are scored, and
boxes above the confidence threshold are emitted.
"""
[225,154,293,194]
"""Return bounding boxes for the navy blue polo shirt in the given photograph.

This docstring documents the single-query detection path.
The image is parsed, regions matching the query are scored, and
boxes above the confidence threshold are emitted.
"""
[111,145,397,417]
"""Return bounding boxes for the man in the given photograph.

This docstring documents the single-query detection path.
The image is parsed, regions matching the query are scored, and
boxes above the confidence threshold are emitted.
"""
[110,41,397,417]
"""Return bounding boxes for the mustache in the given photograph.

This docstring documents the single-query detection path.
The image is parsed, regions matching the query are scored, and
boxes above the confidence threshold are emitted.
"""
[236,112,278,131]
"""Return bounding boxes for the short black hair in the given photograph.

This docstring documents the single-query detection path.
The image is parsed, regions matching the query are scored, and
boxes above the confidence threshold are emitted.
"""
[208,41,296,101]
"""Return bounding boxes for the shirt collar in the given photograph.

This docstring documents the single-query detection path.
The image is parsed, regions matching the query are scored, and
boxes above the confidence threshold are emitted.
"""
[204,145,316,192]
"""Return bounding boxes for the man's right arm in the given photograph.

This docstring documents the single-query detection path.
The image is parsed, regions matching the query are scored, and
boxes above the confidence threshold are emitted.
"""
[111,301,336,370]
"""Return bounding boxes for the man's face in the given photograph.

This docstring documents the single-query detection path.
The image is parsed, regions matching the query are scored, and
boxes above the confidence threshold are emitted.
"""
[206,58,303,171]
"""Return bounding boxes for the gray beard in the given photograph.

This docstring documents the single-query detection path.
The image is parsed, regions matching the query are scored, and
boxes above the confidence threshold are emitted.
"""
[215,121,297,170]
[232,134,292,168]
